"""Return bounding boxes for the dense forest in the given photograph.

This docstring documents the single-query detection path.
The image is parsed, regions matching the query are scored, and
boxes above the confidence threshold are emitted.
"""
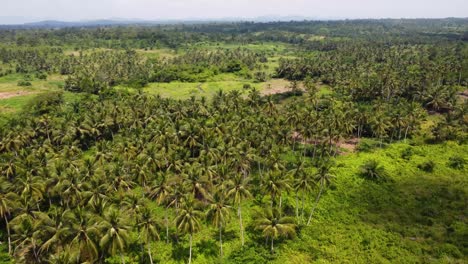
[0,19,467,263]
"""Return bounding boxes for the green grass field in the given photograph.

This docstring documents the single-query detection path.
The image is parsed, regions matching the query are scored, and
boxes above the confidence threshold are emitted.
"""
[0,73,65,117]
[142,80,260,99]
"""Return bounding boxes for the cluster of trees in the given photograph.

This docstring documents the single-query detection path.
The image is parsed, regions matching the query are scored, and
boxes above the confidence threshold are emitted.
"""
[64,50,153,93]
[2,79,465,262]
[276,43,466,111]
[152,48,268,82]
[2,19,466,49]
[0,18,466,263]
[0,45,63,75]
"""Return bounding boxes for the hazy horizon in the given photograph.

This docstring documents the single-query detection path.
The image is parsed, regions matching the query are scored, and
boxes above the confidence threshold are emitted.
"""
[1,0,467,24]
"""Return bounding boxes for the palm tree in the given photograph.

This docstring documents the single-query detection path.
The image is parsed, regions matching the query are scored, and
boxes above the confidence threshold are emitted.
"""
[206,190,231,258]
[264,170,291,211]
[68,208,100,263]
[148,173,173,243]
[0,181,19,255]
[174,198,203,264]
[254,208,296,253]
[291,160,313,223]
[35,208,70,255]
[360,160,386,181]
[137,207,160,264]
[307,163,335,226]
[226,174,252,247]
[99,209,132,264]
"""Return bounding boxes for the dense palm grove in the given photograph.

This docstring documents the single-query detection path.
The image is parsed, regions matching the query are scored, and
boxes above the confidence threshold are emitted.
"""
[0,19,467,263]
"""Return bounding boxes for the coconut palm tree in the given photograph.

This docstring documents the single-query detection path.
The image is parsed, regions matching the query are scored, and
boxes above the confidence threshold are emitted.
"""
[226,174,252,247]
[174,198,203,264]
[99,208,132,264]
[360,160,386,181]
[137,207,160,264]
[254,208,296,253]
[206,189,231,258]
[291,160,313,223]
[307,163,335,226]
[0,181,19,255]
[68,208,100,263]
[263,170,291,211]
[148,172,173,243]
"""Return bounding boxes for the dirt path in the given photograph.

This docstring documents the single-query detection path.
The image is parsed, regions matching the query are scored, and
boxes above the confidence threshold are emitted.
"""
[0,91,35,100]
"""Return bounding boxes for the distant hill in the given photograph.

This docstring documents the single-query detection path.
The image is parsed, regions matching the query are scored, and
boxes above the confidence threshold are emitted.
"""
[0,16,321,28]
[1,17,466,29]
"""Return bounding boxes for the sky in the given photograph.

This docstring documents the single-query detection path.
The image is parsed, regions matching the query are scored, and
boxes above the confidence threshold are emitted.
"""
[0,0,467,24]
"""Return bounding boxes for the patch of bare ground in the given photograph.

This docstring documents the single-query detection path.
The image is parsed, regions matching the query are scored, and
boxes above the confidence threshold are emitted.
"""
[291,131,360,155]
[0,91,35,100]
[338,138,360,155]
[261,79,303,95]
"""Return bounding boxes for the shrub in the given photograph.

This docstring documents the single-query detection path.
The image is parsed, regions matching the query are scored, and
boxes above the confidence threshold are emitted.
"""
[417,160,436,172]
[360,160,386,181]
[356,139,383,152]
[243,83,252,90]
[401,147,414,160]
[17,80,32,87]
[254,71,268,82]
[448,156,466,169]
[26,91,64,116]
[35,72,48,80]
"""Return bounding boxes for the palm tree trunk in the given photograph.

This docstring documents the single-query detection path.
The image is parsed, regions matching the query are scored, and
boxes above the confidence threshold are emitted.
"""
[238,205,245,247]
[121,253,125,264]
[301,192,305,223]
[312,134,318,159]
[404,125,410,142]
[219,224,223,258]
[4,216,11,255]
[307,183,323,226]
[279,195,283,213]
[165,207,169,244]
[147,244,154,264]
[295,192,299,220]
[189,234,193,264]
[270,237,274,253]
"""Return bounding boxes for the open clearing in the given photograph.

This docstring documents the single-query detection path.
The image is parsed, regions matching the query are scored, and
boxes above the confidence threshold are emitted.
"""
[0,91,37,100]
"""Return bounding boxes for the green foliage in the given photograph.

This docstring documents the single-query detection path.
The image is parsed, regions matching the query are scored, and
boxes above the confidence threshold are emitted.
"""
[417,160,436,172]
[448,156,466,169]
[16,80,31,87]
[25,91,64,116]
[401,147,414,160]
[360,160,387,181]
[356,139,383,152]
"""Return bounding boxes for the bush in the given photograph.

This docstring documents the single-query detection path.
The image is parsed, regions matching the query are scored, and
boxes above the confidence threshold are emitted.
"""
[254,71,268,82]
[26,91,64,116]
[243,83,252,90]
[17,80,32,87]
[360,160,387,181]
[35,72,48,80]
[356,139,383,152]
[417,160,436,172]
[447,156,465,169]
[401,147,414,160]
